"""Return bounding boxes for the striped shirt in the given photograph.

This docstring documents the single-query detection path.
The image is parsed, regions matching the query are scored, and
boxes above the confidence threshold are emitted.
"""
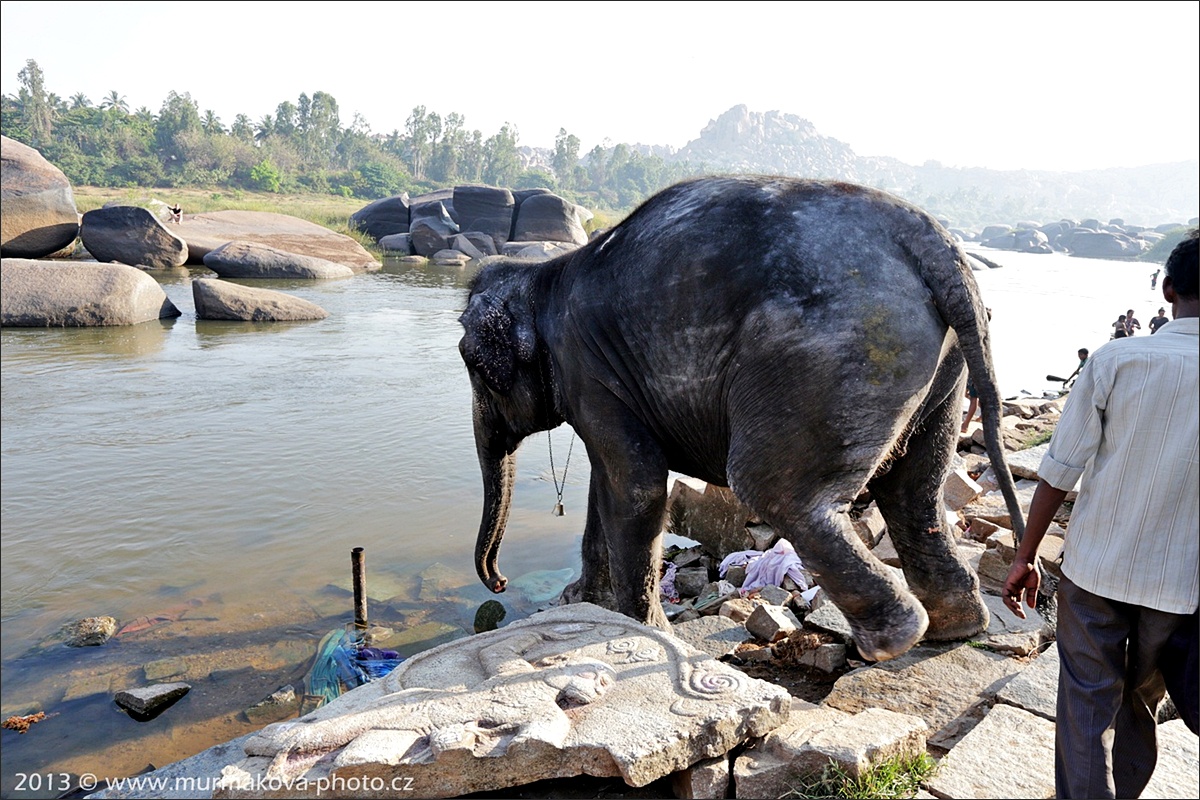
[1039,316,1199,614]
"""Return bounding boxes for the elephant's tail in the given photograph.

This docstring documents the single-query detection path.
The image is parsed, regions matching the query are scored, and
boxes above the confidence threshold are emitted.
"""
[899,211,1027,543]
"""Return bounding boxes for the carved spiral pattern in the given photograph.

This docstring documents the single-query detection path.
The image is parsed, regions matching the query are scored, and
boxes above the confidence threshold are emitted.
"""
[688,669,741,695]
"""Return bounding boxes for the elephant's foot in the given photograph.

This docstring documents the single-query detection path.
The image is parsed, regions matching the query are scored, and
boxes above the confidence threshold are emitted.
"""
[558,578,618,612]
[846,594,929,662]
[918,589,990,641]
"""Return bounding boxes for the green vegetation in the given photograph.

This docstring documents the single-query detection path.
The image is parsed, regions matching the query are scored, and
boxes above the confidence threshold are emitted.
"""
[1019,429,1055,450]
[783,752,938,799]
[1139,226,1192,263]
[1,58,697,218]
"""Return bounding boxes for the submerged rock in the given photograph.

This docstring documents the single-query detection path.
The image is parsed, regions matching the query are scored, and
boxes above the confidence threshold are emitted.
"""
[62,616,118,647]
[115,682,191,716]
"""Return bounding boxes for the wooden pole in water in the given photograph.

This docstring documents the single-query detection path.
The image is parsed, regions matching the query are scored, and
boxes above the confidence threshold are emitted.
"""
[351,547,368,632]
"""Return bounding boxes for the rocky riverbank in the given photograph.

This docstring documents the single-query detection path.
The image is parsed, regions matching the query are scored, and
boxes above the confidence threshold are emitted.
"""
[44,395,1193,799]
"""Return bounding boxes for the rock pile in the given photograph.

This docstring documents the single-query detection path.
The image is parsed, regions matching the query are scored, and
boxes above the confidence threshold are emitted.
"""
[959,217,1182,258]
[352,184,593,262]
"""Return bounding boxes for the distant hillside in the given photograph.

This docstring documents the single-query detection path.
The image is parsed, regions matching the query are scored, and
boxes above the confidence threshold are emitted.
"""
[663,105,1198,229]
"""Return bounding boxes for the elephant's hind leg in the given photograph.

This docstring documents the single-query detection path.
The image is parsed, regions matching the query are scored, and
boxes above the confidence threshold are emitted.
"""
[729,456,928,662]
[869,376,989,641]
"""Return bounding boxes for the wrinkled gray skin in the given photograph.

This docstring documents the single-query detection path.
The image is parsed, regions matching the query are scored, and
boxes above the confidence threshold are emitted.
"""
[459,176,1026,662]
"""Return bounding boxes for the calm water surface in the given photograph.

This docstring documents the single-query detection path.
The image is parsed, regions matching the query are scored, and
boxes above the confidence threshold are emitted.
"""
[0,250,1162,794]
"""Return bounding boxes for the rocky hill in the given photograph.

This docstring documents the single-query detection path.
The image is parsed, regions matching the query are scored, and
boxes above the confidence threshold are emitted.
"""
[664,105,1198,229]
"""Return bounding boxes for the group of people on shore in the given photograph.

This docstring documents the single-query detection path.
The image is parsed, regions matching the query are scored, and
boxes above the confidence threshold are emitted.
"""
[1111,306,1171,339]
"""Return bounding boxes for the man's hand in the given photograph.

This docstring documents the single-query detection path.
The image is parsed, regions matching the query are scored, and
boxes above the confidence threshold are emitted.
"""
[1003,559,1041,619]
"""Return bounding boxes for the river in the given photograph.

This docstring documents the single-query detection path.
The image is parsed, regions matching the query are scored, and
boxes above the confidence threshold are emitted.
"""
[0,249,1165,795]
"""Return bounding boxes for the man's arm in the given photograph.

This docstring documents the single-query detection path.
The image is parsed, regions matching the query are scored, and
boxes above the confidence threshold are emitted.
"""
[1003,480,1069,619]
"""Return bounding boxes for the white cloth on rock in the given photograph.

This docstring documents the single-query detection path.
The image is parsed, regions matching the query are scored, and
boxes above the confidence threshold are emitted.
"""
[718,539,808,595]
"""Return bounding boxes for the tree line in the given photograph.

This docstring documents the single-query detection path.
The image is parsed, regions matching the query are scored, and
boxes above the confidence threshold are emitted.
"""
[1,59,698,213]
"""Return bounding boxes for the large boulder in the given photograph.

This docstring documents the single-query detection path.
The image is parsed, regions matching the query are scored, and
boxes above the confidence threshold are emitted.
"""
[512,193,588,245]
[408,188,457,223]
[173,211,380,272]
[81,206,189,269]
[349,193,410,241]
[452,185,515,250]
[202,241,354,280]
[1,259,180,326]
[1,135,80,258]
[192,278,328,322]
[409,201,460,257]
[1061,229,1144,259]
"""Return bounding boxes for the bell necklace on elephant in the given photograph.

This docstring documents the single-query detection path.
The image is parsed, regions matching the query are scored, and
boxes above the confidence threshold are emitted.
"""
[548,429,575,516]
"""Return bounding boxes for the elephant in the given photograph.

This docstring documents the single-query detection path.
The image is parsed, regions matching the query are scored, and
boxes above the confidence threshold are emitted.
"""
[458,175,1026,662]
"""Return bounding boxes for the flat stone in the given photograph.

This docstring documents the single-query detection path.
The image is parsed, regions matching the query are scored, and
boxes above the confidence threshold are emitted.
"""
[973,594,1051,656]
[925,703,1054,799]
[733,699,851,799]
[674,566,712,598]
[995,643,1059,720]
[745,605,800,643]
[144,657,188,681]
[804,602,853,643]
[1143,719,1200,799]
[822,643,1023,748]
[670,755,730,799]
[62,672,115,702]
[262,640,313,671]
[852,504,887,548]
[748,525,778,550]
[326,571,416,603]
[871,531,901,567]
[944,468,982,510]
[672,614,748,659]
[718,598,761,623]
[115,682,191,716]
[755,585,792,607]
[244,685,299,725]
[174,210,379,272]
[724,564,747,588]
[793,707,927,779]
[666,479,754,560]
[509,568,575,604]
[799,643,848,673]
[220,603,789,798]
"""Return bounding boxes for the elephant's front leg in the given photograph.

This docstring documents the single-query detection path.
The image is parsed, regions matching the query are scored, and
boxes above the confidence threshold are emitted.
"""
[563,476,619,610]
[578,415,671,630]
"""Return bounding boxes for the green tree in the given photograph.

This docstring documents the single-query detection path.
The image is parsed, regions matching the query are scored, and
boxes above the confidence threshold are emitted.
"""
[404,105,435,179]
[553,128,580,190]
[201,109,225,136]
[69,92,90,110]
[155,91,201,165]
[250,158,282,192]
[17,59,53,147]
[99,90,128,113]
[482,123,521,187]
[230,114,254,142]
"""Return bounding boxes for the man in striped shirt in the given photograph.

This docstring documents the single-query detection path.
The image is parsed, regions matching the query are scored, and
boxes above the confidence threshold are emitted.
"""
[1004,229,1198,799]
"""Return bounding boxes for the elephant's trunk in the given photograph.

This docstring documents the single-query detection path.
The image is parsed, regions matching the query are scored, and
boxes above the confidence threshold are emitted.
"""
[474,443,516,594]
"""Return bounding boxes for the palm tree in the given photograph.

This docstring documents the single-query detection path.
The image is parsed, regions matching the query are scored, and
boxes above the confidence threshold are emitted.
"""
[69,92,91,110]
[99,90,129,113]
[201,109,225,135]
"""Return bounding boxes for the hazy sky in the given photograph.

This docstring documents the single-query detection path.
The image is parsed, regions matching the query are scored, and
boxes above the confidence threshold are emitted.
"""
[2,1,1197,171]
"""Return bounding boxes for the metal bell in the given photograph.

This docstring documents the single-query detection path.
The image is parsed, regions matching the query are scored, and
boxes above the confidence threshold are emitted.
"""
[553,502,564,516]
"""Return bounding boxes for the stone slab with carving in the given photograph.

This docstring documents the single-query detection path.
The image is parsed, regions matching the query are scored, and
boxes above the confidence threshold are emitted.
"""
[215,603,790,798]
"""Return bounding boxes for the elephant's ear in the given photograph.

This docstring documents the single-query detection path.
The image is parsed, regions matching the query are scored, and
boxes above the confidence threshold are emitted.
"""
[459,294,518,394]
